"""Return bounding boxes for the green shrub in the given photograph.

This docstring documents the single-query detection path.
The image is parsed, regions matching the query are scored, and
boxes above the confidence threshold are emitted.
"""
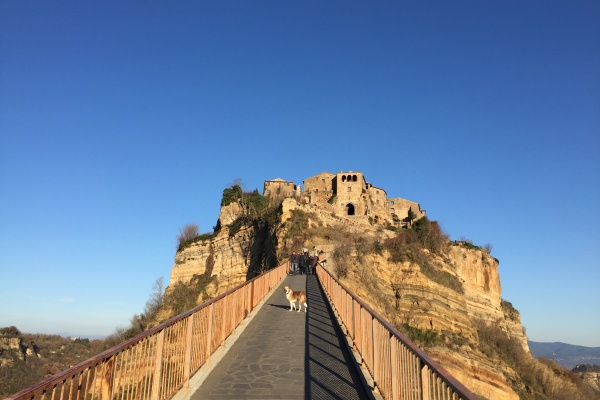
[0,326,21,337]
[177,231,218,252]
[221,184,243,206]
[245,190,270,214]
[399,323,440,348]
[284,209,313,238]
[412,217,448,254]
[167,273,215,316]
[450,239,485,252]
[420,261,463,293]
[332,245,350,278]
[228,215,249,237]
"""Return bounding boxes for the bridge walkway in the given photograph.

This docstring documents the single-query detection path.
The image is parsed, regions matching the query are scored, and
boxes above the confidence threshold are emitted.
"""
[190,273,369,399]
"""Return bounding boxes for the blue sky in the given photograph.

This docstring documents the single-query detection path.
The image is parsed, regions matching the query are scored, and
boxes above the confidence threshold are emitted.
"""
[1,2,598,346]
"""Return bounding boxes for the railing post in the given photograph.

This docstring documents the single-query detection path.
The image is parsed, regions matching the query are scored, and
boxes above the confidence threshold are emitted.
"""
[206,303,214,364]
[151,330,165,400]
[421,361,431,400]
[372,316,377,385]
[183,314,194,388]
[100,357,114,400]
[390,335,399,400]
[250,280,255,312]
[221,299,226,347]
[371,318,381,386]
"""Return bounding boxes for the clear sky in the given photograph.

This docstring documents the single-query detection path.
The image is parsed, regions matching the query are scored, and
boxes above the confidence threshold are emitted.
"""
[1,2,598,347]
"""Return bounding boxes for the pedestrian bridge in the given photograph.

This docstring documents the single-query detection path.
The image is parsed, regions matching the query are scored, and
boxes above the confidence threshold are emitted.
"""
[8,263,478,400]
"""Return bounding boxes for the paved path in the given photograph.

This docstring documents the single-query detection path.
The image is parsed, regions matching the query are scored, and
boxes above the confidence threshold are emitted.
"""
[191,274,369,399]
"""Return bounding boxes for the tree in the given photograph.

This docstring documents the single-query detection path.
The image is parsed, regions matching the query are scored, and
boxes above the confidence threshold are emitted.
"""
[177,223,199,250]
[143,277,165,318]
[407,207,417,227]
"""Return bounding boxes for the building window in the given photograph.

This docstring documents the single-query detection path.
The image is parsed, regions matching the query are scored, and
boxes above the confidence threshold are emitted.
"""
[390,201,395,205]
[348,186,352,192]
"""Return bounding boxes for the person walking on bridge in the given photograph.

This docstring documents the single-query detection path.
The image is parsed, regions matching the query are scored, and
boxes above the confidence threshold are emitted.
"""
[289,251,298,275]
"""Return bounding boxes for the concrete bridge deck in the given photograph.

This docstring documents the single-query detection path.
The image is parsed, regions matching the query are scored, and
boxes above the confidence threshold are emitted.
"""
[190,274,369,399]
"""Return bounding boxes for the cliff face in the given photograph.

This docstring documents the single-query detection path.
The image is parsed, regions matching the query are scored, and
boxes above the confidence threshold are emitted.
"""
[331,238,525,400]
[169,225,253,296]
[168,201,278,297]
[580,371,600,393]
[167,198,527,399]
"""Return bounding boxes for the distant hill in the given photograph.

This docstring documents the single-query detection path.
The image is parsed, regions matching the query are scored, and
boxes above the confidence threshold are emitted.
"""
[529,341,600,369]
[0,326,106,397]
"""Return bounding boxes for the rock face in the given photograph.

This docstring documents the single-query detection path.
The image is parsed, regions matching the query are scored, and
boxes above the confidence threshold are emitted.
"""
[0,334,39,367]
[169,224,253,296]
[167,189,529,399]
[580,371,600,393]
[332,237,525,400]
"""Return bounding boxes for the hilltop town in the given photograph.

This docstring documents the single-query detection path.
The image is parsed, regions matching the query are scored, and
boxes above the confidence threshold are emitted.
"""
[263,170,426,227]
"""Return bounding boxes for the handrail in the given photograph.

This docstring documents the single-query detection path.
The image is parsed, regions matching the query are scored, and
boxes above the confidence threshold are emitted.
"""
[316,264,480,400]
[7,263,288,400]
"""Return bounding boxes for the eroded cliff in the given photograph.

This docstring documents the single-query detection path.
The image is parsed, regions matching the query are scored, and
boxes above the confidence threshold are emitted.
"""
[165,193,596,399]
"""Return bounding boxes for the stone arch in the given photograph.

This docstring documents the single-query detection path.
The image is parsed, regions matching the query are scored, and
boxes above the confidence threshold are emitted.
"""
[342,175,347,182]
[346,203,355,216]
[352,175,357,182]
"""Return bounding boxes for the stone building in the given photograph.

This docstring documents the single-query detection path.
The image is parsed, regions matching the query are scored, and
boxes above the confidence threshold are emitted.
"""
[263,171,426,227]
[263,178,300,199]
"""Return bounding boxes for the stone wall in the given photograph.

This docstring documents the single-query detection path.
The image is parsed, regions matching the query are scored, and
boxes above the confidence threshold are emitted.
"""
[263,179,296,199]
[303,171,335,205]
[387,197,426,224]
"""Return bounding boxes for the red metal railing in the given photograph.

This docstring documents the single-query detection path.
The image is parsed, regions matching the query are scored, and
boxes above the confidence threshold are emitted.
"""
[316,265,480,400]
[7,263,287,400]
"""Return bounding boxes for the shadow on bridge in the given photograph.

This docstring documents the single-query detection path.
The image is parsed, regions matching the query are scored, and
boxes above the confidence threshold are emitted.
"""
[305,274,368,399]
[190,274,369,399]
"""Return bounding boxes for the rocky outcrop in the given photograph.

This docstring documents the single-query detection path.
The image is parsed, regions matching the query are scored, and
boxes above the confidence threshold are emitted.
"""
[580,371,600,392]
[0,334,40,367]
[327,242,523,399]
[167,195,530,399]
[169,224,253,296]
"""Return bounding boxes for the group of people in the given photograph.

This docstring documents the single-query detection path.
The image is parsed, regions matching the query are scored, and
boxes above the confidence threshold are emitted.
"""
[288,249,319,275]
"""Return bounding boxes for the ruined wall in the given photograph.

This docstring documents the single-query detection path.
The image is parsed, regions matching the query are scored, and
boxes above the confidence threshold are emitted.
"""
[388,197,426,224]
[303,172,335,205]
[263,179,296,199]
[365,185,392,224]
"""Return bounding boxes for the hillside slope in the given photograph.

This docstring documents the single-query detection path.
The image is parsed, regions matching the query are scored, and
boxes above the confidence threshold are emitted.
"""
[169,192,599,399]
